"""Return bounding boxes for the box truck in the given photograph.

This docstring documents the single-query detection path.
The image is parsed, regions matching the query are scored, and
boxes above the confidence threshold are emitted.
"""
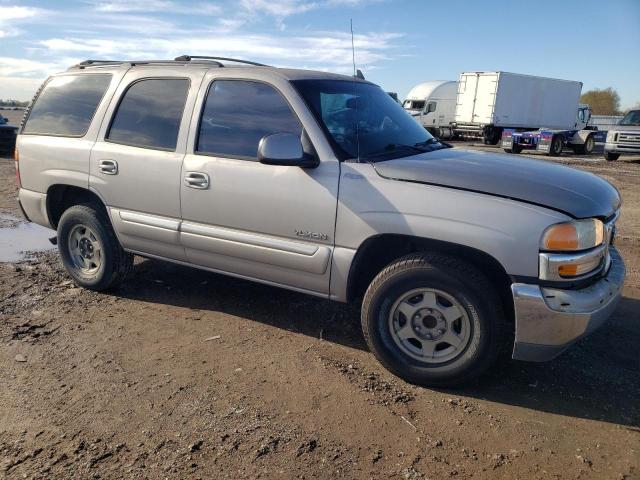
[403,81,457,138]
[453,72,597,152]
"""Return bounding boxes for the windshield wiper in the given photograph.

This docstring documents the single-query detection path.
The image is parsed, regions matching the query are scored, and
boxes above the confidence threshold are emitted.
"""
[365,143,428,158]
[414,138,440,147]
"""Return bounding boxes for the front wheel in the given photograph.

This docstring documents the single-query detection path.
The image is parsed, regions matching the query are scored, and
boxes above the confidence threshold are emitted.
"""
[58,203,133,291]
[604,151,620,161]
[584,135,595,154]
[361,253,504,387]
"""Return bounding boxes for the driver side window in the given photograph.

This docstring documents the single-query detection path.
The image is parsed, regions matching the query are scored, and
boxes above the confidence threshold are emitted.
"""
[196,80,302,160]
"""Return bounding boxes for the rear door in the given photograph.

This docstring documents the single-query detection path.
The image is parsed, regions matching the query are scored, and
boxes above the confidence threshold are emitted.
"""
[179,72,340,295]
[89,68,206,260]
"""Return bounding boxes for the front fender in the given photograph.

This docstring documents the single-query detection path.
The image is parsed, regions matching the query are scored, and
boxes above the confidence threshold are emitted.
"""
[335,162,569,279]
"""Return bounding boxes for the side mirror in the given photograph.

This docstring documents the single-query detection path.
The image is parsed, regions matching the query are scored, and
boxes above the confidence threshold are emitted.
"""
[258,133,319,168]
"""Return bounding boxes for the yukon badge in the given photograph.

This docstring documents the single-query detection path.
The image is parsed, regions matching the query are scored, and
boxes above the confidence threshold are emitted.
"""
[295,229,328,241]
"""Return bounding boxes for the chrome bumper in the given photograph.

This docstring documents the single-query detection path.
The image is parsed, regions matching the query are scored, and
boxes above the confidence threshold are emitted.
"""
[511,247,625,362]
[605,142,640,154]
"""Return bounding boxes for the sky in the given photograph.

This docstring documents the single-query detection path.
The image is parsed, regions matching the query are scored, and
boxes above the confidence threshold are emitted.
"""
[1,0,639,108]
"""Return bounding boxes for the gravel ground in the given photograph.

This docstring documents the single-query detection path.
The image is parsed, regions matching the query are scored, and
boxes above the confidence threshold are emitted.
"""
[1,145,639,479]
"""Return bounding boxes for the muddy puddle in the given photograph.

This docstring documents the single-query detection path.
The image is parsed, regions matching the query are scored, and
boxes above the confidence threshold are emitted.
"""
[0,213,56,262]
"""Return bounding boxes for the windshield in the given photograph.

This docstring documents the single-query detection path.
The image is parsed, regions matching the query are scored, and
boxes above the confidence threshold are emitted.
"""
[293,79,448,162]
[620,110,640,126]
[403,99,425,110]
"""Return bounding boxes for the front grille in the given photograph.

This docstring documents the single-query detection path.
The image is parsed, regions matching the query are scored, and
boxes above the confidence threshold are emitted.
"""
[618,132,640,144]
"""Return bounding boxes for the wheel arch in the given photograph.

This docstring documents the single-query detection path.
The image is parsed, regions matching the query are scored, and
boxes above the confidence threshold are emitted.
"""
[46,184,108,229]
[346,233,514,322]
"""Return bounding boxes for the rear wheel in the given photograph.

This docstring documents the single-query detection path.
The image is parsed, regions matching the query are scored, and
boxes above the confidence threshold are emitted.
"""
[361,253,504,387]
[58,203,133,291]
[604,151,620,161]
[547,135,563,156]
[504,145,522,154]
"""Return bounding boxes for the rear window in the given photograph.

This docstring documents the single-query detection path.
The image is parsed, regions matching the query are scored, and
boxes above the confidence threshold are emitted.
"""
[23,74,112,136]
[107,78,189,151]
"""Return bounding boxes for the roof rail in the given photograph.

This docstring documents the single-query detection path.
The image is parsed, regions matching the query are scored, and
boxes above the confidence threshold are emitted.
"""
[174,55,268,67]
[70,56,268,70]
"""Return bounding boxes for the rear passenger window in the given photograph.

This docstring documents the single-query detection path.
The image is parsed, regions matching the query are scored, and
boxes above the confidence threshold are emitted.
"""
[23,74,112,136]
[197,80,302,159]
[107,78,189,151]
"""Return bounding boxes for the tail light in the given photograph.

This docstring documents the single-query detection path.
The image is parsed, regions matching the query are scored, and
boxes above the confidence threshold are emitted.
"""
[14,147,21,188]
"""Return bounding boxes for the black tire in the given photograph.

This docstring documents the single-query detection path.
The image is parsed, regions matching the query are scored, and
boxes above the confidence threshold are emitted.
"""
[361,253,505,387]
[504,145,522,154]
[547,135,563,156]
[604,151,620,161]
[572,135,595,155]
[584,135,595,154]
[57,203,133,291]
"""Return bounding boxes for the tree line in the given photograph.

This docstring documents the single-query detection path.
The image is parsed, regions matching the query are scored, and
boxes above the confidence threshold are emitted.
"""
[0,99,30,107]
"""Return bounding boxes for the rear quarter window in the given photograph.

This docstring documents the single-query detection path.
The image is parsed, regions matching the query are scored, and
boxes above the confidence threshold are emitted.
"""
[22,74,112,137]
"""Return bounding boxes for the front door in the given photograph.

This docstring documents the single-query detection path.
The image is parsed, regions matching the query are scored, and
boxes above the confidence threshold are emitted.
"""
[180,74,340,295]
[90,68,205,260]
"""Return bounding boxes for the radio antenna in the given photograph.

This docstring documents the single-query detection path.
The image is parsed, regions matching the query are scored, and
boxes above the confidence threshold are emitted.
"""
[350,18,360,161]
[350,19,356,77]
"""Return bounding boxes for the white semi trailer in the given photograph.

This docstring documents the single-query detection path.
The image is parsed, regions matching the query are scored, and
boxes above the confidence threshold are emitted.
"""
[403,81,457,138]
[453,72,597,152]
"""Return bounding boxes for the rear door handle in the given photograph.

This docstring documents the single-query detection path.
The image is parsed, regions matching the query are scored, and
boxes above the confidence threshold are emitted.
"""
[99,159,118,175]
[184,171,210,190]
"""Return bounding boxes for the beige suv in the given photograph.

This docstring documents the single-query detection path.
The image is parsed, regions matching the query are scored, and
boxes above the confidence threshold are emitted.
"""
[15,56,624,386]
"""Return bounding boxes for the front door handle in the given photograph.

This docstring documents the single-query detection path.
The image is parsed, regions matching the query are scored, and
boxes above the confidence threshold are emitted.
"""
[184,171,210,190]
[99,159,118,175]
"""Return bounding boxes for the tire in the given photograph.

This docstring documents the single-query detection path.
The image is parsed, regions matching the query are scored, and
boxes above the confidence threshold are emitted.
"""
[57,203,133,291]
[361,253,505,387]
[584,135,595,154]
[573,135,595,155]
[604,151,620,161]
[547,135,563,156]
[504,145,522,154]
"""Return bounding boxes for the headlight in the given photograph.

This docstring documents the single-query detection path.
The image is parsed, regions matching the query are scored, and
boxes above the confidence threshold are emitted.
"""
[606,130,615,142]
[540,219,604,251]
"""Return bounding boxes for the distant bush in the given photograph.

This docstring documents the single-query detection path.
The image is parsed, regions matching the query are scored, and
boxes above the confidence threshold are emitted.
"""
[580,88,621,115]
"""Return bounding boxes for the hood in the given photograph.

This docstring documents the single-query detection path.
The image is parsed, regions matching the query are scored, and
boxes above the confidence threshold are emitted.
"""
[613,124,640,132]
[373,148,621,219]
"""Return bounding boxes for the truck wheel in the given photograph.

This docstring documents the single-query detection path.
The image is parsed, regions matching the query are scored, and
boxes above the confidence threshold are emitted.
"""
[548,135,563,156]
[584,135,595,154]
[604,151,620,161]
[504,145,522,154]
[57,203,133,291]
[361,253,504,387]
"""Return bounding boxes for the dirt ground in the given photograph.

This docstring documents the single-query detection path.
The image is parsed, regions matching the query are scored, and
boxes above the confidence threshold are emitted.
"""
[1,144,639,480]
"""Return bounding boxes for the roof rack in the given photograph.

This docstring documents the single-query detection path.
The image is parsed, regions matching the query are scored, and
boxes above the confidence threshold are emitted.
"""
[71,56,268,70]
[174,55,268,67]
[72,59,200,69]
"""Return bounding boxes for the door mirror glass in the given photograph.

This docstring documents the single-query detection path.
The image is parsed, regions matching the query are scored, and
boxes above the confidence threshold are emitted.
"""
[258,133,318,168]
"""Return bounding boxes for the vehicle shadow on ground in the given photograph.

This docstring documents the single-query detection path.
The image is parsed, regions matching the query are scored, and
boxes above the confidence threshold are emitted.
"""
[445,293,640,428]
[113,258,640,428]
[113,257,367,351]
